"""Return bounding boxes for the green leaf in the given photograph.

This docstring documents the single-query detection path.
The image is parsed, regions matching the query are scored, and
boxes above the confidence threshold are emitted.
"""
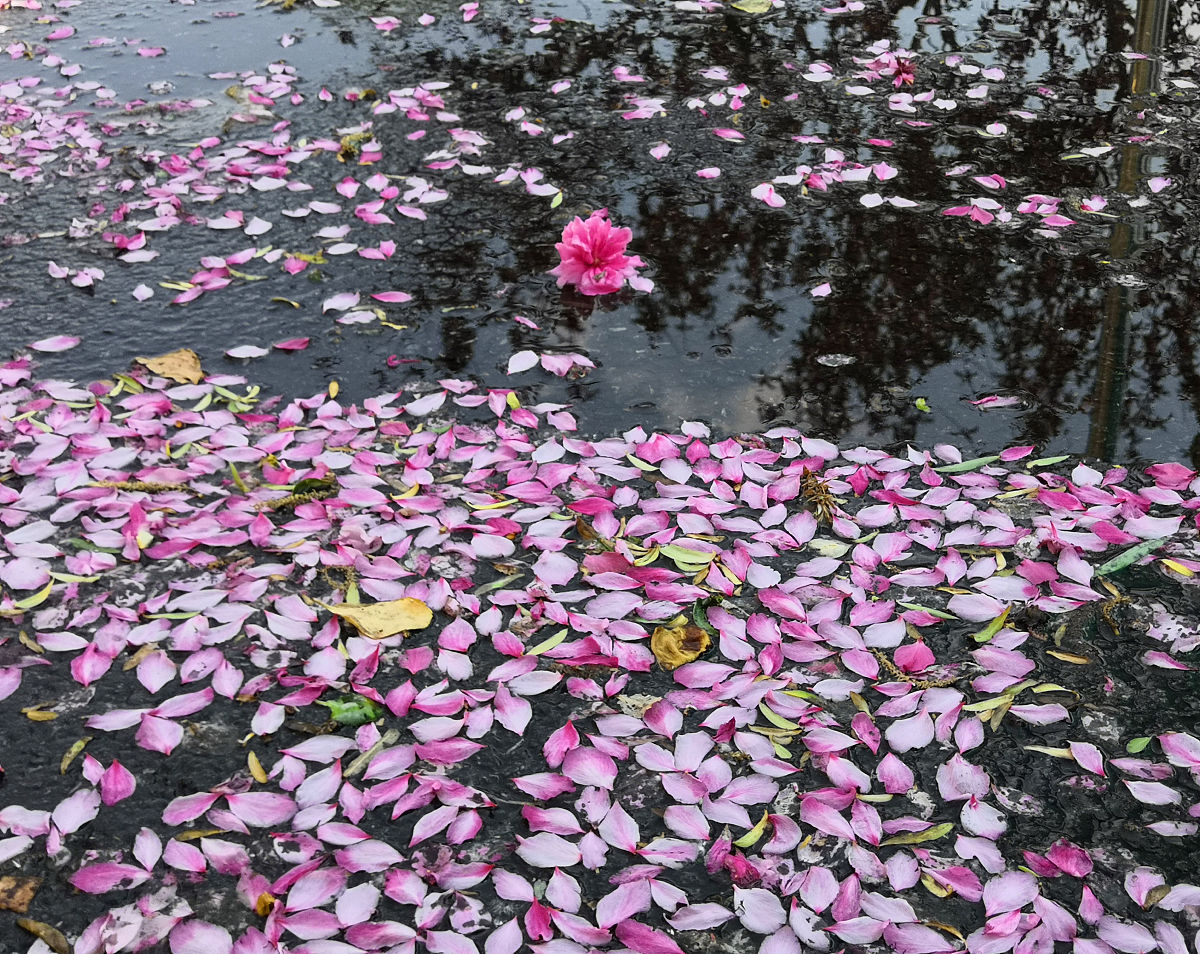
[1126,736,1151,754]
[528,628,568,656]
[1096,537,1169,576]
[897,601,955,620]
[734,810,771,847]
[915,397,932,413]
[1026,455,1070,468]
[550,190,564,209]
[881,822,954,846]
[934,455,1000,474]
[971,606,1011,643]
[317,694,383,726]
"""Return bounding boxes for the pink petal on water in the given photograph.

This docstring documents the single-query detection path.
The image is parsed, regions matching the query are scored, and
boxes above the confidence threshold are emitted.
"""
[170,920,233,954]
[598,880,654,928]
[273,337,310,351]
[1008,703,1069,726]
[99,760,137,805]
[1047,839,1093,878]
[562,747,617,789]
[886,711,935,753]
[483,918,523,954]
[614,919,686,954]
[877,752,915,793]
[29,334,80,352]
[735,887,787,934]
[1097,917,1157,954]
[323,291,361,312]
[1069,740,1106,776]
[225,345,269,359]
[799,797,856,841]
[70,862,153,893]
[225,792,298,826]
[667,901,733,931]
[163,792,221,825]
[515,832,582,868]
[1123,781,1181,805]
[598,801,640,852]
[507,350,539,374]
[983,870,1039,916]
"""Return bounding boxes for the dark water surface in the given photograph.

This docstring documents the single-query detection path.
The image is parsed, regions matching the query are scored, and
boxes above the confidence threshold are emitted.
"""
[2,0,1198,461]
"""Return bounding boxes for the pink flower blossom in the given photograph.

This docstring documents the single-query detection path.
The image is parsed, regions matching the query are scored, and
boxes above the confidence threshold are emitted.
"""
[549,210,651,296]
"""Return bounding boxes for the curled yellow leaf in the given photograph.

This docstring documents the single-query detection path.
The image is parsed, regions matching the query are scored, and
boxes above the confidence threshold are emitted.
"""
[650,620,710,670]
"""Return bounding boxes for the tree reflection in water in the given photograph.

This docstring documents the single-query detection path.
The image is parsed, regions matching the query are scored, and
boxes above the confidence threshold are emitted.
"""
[331,0,1198,461]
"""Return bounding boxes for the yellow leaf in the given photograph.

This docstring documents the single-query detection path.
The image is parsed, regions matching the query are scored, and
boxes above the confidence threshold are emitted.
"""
[1160,558,1194,578]
[921,873,954,898]
[256,892,278,917]
[506,392,521,410]
[16,918,68,954]
[59,737,92,774]
[248,751,269,784]
[175,829,224,841]
[328,380,339,399]
[880,822,954,846]
[732,0,772,11]
[0,875,40,914]
[135,348,204,385]
[734,811,770,848]
[270,297,302,308]
[926,920,965,940]
[315,597,433,640]
[650,620,711,670]
[21,706,57,722]
[1024,745,1073,758]
[1047,650,1091,664]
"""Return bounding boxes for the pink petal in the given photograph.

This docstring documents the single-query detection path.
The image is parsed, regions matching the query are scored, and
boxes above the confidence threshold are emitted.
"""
[170,920,233,954]
[29,334,80,352]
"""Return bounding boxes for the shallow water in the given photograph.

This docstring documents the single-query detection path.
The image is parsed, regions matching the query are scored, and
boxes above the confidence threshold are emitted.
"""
[2,0,1199,455]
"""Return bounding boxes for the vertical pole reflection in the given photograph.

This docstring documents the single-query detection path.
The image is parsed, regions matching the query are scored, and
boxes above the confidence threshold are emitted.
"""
[1086,0,1172,460]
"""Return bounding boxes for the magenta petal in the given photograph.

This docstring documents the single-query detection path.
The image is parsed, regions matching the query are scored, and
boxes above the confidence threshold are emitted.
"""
[70,862,152,894]
[614,919,686,954]
[1046,839,1093,878]
[99,760,137,805]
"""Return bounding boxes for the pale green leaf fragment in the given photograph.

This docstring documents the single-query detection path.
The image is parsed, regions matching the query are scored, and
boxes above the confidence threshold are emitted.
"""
[625,454,658,472]
[550,190,564,209]
[1096,537,1169,576]
[528,628,569,656]
[1126,736,1151,754]
[1026,455,1070,468]
[881,822,954,846]
[934,455,1000,474]
[732,0,772,11]
[897,601,956,620]
[971,606,1011,643]
[734,810,771,847]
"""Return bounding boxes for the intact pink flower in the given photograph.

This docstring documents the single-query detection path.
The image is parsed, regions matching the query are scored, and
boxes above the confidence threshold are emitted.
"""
[549,210,651,295]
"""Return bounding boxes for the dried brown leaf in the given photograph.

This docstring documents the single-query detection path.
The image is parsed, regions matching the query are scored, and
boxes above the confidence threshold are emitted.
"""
[0,876,40,913]
[650,620,710,670]
[135,348,204,385]
[17,918,69,954]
